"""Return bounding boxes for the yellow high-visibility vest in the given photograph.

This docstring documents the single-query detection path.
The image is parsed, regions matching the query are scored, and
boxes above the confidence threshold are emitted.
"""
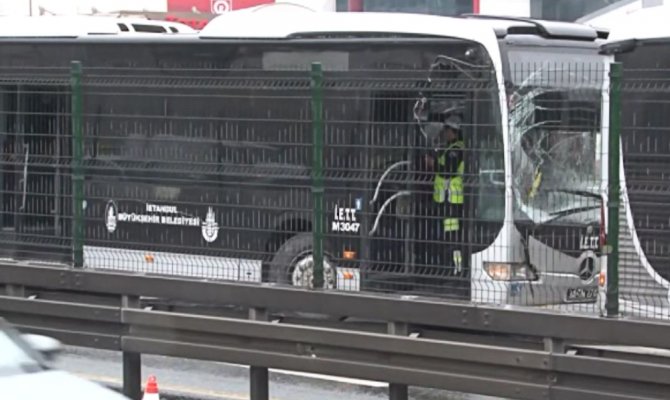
[433,140,465,206]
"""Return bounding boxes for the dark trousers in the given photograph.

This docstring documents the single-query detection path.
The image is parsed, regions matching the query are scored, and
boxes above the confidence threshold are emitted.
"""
[414,201,463,276]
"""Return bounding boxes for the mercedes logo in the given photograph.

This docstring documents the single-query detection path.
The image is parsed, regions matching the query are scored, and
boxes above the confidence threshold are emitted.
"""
[579,257,596,281]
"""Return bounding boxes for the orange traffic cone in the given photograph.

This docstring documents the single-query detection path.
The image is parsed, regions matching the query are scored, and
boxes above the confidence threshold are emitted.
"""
[141,375,160,400]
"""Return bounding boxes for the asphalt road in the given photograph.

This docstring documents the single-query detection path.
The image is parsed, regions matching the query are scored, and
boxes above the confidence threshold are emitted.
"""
[54,346,504,400]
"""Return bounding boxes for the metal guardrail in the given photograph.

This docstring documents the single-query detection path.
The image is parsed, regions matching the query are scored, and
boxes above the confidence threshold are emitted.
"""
[1,263,670,400]
[0,59,667,322]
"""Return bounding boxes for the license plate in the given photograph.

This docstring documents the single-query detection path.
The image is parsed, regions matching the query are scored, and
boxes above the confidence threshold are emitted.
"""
[566,287,598,302]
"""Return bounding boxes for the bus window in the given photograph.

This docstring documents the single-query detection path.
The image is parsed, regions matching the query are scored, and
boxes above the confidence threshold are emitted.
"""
[506,49,604,226]
[412,52,504,227]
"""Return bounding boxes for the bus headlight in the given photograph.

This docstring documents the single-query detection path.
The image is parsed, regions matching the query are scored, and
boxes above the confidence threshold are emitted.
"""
[484,262,538,281]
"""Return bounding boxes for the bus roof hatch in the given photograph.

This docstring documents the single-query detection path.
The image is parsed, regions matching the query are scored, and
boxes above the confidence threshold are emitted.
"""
[460,14,609,41]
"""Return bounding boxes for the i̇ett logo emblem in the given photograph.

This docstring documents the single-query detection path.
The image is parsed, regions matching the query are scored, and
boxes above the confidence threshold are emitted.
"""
[105,200,118,234]
[201,207,219,243]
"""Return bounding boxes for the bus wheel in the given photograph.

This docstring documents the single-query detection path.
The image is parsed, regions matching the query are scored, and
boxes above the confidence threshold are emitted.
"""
[270,232,337,289]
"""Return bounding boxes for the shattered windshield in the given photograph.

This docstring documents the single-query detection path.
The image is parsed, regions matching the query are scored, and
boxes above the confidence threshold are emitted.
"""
[506,49,606,225]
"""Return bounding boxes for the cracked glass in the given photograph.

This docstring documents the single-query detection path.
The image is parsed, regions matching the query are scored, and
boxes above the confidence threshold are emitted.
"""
[506,50,606,225]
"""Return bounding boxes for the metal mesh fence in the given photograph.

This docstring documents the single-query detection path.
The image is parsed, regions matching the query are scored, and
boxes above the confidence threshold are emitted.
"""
[80,67,314,282]
[4,57,668,320]
[0,68,73,266]
[617,66,670,320]
[72,62,508,302]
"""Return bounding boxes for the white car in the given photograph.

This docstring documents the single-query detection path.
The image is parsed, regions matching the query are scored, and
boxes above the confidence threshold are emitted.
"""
[0,318,129,400]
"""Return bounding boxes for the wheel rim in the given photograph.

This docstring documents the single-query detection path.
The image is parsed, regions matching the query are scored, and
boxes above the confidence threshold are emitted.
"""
[291,253,336,289]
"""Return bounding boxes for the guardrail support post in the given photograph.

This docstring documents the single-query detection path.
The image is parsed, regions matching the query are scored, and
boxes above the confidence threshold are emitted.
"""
[311,62,325,289]
[388,322,409,400]
[607,62,622,318]
[122,295,142,400]
[123,352,141,399]
[543,338,565,354]
[249,307,270,400]
[5,285,25,297]
[70,60,84,268]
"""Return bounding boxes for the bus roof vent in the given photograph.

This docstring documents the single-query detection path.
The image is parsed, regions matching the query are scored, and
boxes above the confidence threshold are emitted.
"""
[460,14,609,41]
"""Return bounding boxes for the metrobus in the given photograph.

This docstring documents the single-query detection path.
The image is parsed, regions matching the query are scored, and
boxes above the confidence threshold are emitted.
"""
[598,7,670,307]
[0,10,610,306]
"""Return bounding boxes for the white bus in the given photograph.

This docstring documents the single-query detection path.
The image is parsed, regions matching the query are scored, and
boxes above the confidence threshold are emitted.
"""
[597,7,670,315]
[0,9,610,307]
[0,15,196,36]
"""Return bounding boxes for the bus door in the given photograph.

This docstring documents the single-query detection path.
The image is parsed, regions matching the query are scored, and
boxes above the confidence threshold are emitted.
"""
[410,92,471,297]
[407,57,505,300]
[361,91,473,296]
[361,88,475,297]
[0,84,70,262]
[361,90,416,293]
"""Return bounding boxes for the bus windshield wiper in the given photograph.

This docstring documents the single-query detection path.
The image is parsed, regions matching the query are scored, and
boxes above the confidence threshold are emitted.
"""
[543,188,602,201]
[548,204,601,219]
[515,187,602,227]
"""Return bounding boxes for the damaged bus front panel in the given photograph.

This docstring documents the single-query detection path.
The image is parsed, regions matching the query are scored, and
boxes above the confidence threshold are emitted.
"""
[499,41,608,305]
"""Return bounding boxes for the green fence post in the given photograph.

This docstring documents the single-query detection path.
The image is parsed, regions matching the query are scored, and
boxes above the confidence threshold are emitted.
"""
[607,62,622,318]
[311,62,325,289]
[71,61,84,268]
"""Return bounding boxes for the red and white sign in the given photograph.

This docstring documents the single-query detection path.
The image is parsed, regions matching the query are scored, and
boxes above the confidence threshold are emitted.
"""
[210,0,231,13]
[167,0,276,13]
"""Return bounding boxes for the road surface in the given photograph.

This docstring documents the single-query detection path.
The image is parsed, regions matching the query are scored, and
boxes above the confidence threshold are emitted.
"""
[55,346,504,400]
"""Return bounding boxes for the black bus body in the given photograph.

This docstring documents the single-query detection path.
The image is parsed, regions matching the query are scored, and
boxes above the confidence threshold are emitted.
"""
[0,35,504,299]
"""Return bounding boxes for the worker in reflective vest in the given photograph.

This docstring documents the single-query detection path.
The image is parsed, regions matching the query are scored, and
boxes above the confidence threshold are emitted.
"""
[430,114,465,276]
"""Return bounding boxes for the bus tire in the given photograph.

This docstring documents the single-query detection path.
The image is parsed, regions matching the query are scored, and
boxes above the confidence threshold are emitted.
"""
[269,232,337,289]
